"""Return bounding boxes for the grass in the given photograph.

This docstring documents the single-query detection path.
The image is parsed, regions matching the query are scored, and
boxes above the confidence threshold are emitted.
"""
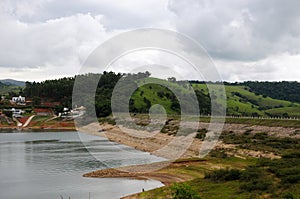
[134,153,299,199]
[266,106,300,117]
[128,127,300,199]
[129,79,300,117]
[136,156,257,199]
[220,130,300,155]
[131,83,176,114]
[132,157,258,199]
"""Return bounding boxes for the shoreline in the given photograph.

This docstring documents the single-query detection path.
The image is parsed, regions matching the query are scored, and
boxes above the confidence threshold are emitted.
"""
[0,127,76,133]
[79,122,286,198]
[83,159,204,185]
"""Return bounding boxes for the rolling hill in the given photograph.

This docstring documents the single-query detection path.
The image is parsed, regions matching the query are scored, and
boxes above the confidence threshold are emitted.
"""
[0,79,25,86]
[130,79,300,118]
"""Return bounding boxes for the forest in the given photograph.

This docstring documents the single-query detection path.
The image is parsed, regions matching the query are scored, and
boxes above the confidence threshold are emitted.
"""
[240,81,300,103]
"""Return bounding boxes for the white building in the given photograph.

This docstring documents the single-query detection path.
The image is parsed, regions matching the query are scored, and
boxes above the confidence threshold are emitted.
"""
[12,96,25,104]
[11,108,24,117]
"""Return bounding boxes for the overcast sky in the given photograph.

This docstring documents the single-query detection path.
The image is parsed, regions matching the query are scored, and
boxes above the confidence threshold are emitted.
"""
[0,0,300,82]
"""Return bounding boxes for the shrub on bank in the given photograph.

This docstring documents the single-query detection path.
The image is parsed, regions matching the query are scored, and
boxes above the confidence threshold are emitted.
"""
[171,183,201,199]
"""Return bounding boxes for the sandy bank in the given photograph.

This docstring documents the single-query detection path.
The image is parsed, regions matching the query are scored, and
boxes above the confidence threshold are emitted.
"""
[79,122,282,160]
[84,159,203,186]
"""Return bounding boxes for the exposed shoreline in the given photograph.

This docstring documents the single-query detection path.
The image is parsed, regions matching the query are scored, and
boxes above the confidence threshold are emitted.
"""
[79,122,290,198]
[83,159,207,199]
[83,160,195,186]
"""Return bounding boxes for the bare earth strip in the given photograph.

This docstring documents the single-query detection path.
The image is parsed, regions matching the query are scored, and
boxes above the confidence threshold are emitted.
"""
[78,122,285,160]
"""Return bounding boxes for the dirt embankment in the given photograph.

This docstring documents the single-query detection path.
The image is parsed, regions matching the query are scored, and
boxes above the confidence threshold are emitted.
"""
[79,122,286,160]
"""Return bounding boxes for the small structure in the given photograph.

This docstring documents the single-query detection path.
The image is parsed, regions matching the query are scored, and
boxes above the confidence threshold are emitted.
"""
[11,108,24,117]
[12,96,26,105]
[12,96,25,103]
[59,106,86,118]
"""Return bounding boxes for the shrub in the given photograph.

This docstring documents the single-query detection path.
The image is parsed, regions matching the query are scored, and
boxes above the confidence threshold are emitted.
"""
[240,179,272,192]
[196,128,207,140]
[205,168,242,182]
[209,149,228,158]
[283,192,296,199]
[170,183,201,199]
[240,166,273,192]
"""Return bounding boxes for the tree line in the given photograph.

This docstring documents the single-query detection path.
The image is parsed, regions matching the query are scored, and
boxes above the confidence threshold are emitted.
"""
[240,81,300,103]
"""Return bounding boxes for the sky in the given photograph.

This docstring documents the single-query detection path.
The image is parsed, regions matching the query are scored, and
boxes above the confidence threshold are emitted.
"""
[0,0,300,82]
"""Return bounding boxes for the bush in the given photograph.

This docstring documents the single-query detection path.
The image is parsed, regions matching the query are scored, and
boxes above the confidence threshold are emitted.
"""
[209,149,228,158]
[240,179,272,192]
[196,128,207,140]
[283,192,296,199]
[257,152,300,185]
[205,168,242,182]
[171,183,201,199]
[240,166,273,192]
[2,110,12,118]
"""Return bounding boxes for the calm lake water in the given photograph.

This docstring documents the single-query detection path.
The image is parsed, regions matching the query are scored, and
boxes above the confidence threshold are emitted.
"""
[0,132,165,199]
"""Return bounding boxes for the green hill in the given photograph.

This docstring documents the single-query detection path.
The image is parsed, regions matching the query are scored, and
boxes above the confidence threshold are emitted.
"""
[0,79,26,86]
[130,79,300,118]
[130,78,212,115]
[192,83,299,117]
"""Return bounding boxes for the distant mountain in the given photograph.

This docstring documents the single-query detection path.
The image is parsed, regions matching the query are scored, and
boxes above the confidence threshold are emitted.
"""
[0,82,6,87]
[0,79,25,86]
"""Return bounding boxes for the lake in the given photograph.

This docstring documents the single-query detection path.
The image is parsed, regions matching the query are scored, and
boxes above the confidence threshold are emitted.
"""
[0,131,165,199]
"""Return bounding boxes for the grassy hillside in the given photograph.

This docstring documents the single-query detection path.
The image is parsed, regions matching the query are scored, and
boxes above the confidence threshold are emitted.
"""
[130,78,204,115]
[130,79,300,117]
[223,85,298,117]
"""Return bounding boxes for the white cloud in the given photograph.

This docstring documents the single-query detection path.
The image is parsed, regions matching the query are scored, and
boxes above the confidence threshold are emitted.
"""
[168,0,300,61]
[0,0,174,81]
[0,12,113,80]
[215,52,300,82]
[0,0,299,81]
